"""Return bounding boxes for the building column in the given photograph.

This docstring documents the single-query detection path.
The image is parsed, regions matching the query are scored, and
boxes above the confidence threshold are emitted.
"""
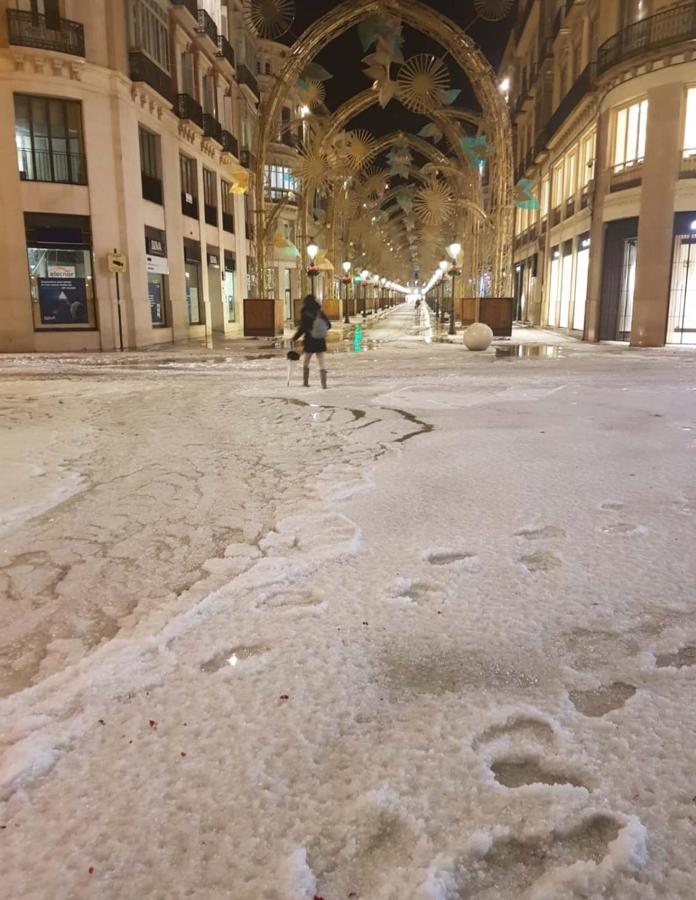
[586,106,611,342]
[630,82,683,347]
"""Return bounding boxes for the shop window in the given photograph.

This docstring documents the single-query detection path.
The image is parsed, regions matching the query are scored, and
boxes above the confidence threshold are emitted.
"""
[145,227,168,327]
[180,154,198,218]
[224,251,236,322]
[667,217,696,344]
[25,213,96,330]
[559,241,574,329]
[264,164,297,201]
[684,88,696,157]
[221,180,235,233]
[547,246,561,327]
[14,94,86,185]
[184,241,202,325]
[613,99,648,172]
[573,234,590,332]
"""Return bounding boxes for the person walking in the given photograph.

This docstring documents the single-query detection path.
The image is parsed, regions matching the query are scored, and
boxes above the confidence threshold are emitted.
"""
[292,294,331,388]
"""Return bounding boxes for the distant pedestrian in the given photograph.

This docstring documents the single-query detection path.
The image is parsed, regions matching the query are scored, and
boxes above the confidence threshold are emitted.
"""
[292,294,331,389]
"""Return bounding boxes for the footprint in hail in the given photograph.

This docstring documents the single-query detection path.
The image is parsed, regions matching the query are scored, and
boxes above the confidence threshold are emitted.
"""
[569,682,637,717]
[655,646,696,669]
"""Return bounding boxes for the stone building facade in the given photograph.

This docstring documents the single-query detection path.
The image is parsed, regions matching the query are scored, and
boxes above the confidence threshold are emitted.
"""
[502,0,696,346]
[0,0,261,351]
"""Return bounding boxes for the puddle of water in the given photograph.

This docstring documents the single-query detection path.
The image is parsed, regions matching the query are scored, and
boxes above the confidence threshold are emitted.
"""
[495,345,563,360]
[201,645,269,673]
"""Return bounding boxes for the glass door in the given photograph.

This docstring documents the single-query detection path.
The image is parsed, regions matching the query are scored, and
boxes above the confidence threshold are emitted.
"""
[573,246,590,331]
[559,250,573,329]
[547,253,561,327]
[617,238,637,340]
[667,231,696,344]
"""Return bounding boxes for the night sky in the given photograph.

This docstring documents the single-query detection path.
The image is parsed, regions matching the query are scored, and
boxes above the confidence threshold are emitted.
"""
[280,1,515,138]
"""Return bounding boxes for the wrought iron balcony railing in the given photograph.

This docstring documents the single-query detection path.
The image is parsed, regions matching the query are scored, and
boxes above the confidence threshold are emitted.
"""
[196,8,217,44]
[202,113,222,144]
[6,9,85,57]
[18,148,87,185]
[237,63,259,101]
[221,130,239,156]
[129,51,172,101]
[216,34,235,69]
[175,93,203,129]
[598,3,696,75]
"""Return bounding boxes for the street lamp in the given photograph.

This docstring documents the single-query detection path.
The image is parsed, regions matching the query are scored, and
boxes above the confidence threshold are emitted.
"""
[438,259,449,324]
[380,276,387,309]
[447,242,462,336]
[361,269,369,318]
[342,261,352,324]
[306,241,319,286]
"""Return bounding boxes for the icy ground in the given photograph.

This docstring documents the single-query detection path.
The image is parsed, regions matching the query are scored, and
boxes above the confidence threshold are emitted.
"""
[2,304,696,899]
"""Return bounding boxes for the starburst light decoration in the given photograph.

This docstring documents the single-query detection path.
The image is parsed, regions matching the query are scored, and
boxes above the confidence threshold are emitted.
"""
[397,55,450,113]
[243,0,295,39]
[473,0,514,22]
[345,130,378,171]
[413,178,455,225]
[297,78,326,110]
[293,146,331,195]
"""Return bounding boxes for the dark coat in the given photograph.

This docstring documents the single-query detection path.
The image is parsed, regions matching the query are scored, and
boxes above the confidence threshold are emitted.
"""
[293,305,331,354]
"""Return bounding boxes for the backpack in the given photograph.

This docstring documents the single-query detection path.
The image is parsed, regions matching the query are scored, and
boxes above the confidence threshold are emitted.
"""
[310,312,329,340]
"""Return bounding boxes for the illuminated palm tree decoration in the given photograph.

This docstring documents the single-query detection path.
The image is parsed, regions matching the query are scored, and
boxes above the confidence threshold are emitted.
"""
[293,145,332,196]
[344,130,378,171]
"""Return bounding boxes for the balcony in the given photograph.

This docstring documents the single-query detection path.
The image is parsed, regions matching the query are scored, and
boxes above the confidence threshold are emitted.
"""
[196,8,217,46]
[580,181,593,209]
[222,212,235,234]
[171,0,197,22]
[240,147,256,170]
[546,65,594,139]
[681,150,696,179]
[598,3,696,75]
[202,113,222,145]
[550,206,562,227]
[18,148,86,185]
[221,129,239,157]
[565,197,576,219]
[175,93,203,129]
[6,9,85,57]
[245,222,255,241]
[129,51,172,102]
[216,34,235,70]
[610,159,644,192]
[142,173,163,205]
[181,192,198,219]
[237,63,260,102]
[204,203,218,227]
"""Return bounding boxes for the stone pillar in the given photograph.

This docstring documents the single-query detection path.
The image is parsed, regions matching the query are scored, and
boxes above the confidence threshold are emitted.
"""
[586,107,611,342]
[630,82,682,347]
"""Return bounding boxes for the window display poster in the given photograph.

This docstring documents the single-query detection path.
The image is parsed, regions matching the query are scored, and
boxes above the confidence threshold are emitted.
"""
[47,265,76,278]
[148,278,163,323]
[37,277,88,325]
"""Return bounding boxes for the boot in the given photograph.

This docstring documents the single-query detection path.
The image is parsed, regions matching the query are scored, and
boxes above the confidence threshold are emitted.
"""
[303,368,310,387]
[320,370,327,390]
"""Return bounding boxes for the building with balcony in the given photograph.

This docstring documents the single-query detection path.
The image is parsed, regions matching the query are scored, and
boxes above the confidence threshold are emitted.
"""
[257,38,304,320]
[501,0,696,346]
[0,0,255,351]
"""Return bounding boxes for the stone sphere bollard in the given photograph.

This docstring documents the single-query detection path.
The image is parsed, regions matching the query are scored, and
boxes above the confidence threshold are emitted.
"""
[463,322,494,351]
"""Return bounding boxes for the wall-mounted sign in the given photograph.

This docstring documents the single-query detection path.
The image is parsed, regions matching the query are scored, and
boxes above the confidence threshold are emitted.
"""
[47,265,76,278]
[146,255,169,275]
[107,253,127,273]
[146,237,165,256]
[207,253,220,269]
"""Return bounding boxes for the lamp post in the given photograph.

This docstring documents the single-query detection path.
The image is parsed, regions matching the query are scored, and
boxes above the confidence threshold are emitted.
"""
[380,277,387,310]
[447,242,462,336]
[306,241,319,293]
[342,261,352,324]
[360,269,369,318]
[438,259,448,324]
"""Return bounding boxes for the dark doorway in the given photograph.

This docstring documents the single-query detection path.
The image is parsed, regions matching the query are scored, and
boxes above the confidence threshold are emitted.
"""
[599,218,639,341]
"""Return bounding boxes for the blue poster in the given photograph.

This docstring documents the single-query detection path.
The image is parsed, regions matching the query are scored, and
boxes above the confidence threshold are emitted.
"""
[148,279,163,323]
[37,278,87,325]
